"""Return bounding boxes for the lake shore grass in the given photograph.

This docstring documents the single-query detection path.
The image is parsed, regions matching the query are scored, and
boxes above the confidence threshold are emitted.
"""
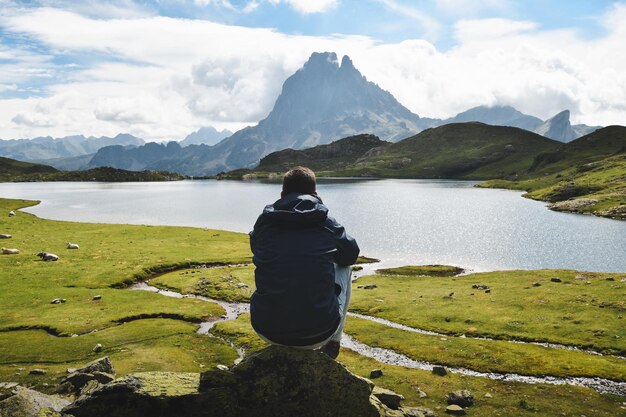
[1,196,624,414]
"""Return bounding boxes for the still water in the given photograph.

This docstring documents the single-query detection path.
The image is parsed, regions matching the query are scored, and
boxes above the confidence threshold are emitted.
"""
[1,179,624,272]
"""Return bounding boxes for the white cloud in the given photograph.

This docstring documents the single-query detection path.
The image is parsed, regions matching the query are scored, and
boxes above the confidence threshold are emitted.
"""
[434,0,511,16]
[375,0,441,41]
[0,4,625,140]
[269,0,338,14]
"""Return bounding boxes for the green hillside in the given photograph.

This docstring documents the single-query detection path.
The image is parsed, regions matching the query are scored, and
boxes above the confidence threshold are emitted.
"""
[0,156,58,180]
[334,122,562,179]
[0,157,187,182]
[480,126,626,219]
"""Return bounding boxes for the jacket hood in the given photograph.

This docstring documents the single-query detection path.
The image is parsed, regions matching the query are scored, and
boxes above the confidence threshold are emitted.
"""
[263,193,328,224]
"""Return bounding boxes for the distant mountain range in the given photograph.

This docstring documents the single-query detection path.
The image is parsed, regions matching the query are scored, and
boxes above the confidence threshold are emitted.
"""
[0,51,605,175]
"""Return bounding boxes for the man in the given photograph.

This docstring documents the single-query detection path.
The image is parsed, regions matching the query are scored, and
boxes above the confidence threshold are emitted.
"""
[249,166,360,358]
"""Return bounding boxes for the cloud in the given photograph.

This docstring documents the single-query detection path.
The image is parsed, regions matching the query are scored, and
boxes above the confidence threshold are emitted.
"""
[279,0,338,14]
[434,0,511,16]
[375,0,441,41]
[0,3,625,140]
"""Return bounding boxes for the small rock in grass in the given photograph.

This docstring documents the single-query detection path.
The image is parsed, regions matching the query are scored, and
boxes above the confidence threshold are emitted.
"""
[401,406,437,417]
[370,369,383,378]
[363,285,378,290]
[551,277,562,283]
[415,387,428,398]
[485,289,491,293]
[447,390,474,407]
[51,298,62,304]
[0,234,11,239]
[532,282,541,287]
[372,386,404,409]
[484,392,492,398]
[29,369,46,375]
[445,404,466,415]
[67,368,77,374]
[432,365,447,376]
[93,344,103,353]
[92,295,102,301]
[216,364,229,371]
[445,317,451,322]
[606,277,615,281]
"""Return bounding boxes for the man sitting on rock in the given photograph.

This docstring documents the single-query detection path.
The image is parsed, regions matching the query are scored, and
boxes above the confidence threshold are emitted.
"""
[249,166,360,358]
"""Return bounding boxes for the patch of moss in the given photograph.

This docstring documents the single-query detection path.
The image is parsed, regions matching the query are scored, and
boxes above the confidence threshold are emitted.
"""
[376,265,464,277]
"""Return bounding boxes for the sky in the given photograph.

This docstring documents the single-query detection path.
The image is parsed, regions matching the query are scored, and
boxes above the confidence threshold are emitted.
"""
[0,0,624,140]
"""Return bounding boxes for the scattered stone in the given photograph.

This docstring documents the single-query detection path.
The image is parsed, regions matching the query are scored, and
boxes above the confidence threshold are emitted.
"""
[67,368,77,374]
[8,210,15,217]
[29,369,46,375]
[485,289,491,293]
[445,405,466,415]
[92,344,103,353]
[447,390,474,407]
[484,393,492,398]
[606,277,615,281]
[363,285,378,290]
[471,284,490,290]
[445,317,451,322]
[37,251,59,261]
[432,366,447,376]
[401,406,437,417]
[61,298,67,303]
[372,386,405,410]
[415,387,428,398]
[0,234,11,239]
[51,298,62,304]
[92,295,102,301]
[551,277,563,283]
[216,365,229,371]
[357,286,364,289]
[370,369,383,379]
[532,282,541,287]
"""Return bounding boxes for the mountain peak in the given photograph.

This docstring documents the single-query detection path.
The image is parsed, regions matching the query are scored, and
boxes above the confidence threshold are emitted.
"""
[303,52,339,70]
[340,55,355,70]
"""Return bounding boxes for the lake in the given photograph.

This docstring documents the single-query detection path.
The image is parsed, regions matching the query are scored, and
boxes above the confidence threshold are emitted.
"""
[1,179,625,272]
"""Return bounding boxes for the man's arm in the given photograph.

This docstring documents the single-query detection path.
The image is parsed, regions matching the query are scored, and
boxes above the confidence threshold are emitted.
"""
[325,217,360,266]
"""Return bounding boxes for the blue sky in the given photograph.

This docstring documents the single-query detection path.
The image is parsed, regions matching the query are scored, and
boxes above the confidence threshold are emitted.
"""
[0,0,624,139]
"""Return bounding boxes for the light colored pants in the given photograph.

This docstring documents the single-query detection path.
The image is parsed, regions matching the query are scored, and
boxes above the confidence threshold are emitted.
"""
[257,263,352,349]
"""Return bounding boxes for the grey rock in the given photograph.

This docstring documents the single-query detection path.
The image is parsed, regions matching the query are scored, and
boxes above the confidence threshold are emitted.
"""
[75,357,115,375]
[92,344,103,353]
[28,369,46,375]
[550,277,563,283]
[92,295,102,301]
[370,369,383,378]
[401,406,437,417]
[432,365,447,376]
[0,234,11,239]
[447,390,474,407]
[363,285,378,290]
[445,404,466,415]
[372,386,404,410]
[0,385,70,416]
[216,365,229,371]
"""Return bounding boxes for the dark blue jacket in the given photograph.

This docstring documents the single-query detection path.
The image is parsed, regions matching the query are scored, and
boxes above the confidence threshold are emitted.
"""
[249,193,360,346]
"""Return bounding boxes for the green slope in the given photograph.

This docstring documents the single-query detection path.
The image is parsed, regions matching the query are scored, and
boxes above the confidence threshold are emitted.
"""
[335,122,562,179]
[480,126,626,219]
[0,156,58,179]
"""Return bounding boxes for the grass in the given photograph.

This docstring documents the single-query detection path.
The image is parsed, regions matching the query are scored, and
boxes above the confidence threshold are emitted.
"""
[350,270,626,355]
[0,197,251,390]
[151,265,255,302]
[214,314,626,417]
[376,265,464,277]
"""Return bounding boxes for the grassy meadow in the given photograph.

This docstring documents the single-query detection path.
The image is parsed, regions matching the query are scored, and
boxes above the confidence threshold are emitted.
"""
[0,197,624,416]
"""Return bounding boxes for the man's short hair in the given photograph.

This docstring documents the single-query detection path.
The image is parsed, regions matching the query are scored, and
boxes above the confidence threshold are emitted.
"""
[283,166,316,195]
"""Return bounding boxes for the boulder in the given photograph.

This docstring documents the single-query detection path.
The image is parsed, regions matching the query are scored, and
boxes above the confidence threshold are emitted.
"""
[64,346,410,417]
[370,369,384,379]
[400,406,437,417]
[0,385,69,417]
[75,357,115,375]
[447,390,474,407]
[59,357,116,394]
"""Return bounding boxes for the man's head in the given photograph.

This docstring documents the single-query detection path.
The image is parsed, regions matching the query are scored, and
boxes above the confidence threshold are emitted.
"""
[282,166,317,197]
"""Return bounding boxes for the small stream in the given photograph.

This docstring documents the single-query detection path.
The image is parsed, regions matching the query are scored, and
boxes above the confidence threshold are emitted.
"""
[129,273,626,397]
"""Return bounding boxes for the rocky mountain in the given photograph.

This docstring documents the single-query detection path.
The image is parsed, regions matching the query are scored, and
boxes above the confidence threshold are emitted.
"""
[533,110,599,142]
[0,133,144,163]
[180,126,233,147]
[89,141,183,171]
[0,156,58,180]
[440,105,544,131]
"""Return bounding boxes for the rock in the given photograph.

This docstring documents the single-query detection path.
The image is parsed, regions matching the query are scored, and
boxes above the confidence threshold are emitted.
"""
[484,392,492,398]
[370,369,383,379]
[447,390,474,407]
[372,386,404,410]
[0,234,11,239]
[444,317,451,322]
[532,282,541,287]
[92,344,103,353]
[415,387,428,398]
[28,369,46,375]
[363,285,378,290]
[65,346,385,417]
[92,295,102,301]
[471,284,489,290]
[0,385,70,416]
[485,289,491,293]
[80,380,103,396]
[75,357,115,375]
[401,406,437,417]
[445,404,466,415]
[551,277,563,283]
[432,366,447,376]
[51,298,62,304]
[216,364,229,371]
